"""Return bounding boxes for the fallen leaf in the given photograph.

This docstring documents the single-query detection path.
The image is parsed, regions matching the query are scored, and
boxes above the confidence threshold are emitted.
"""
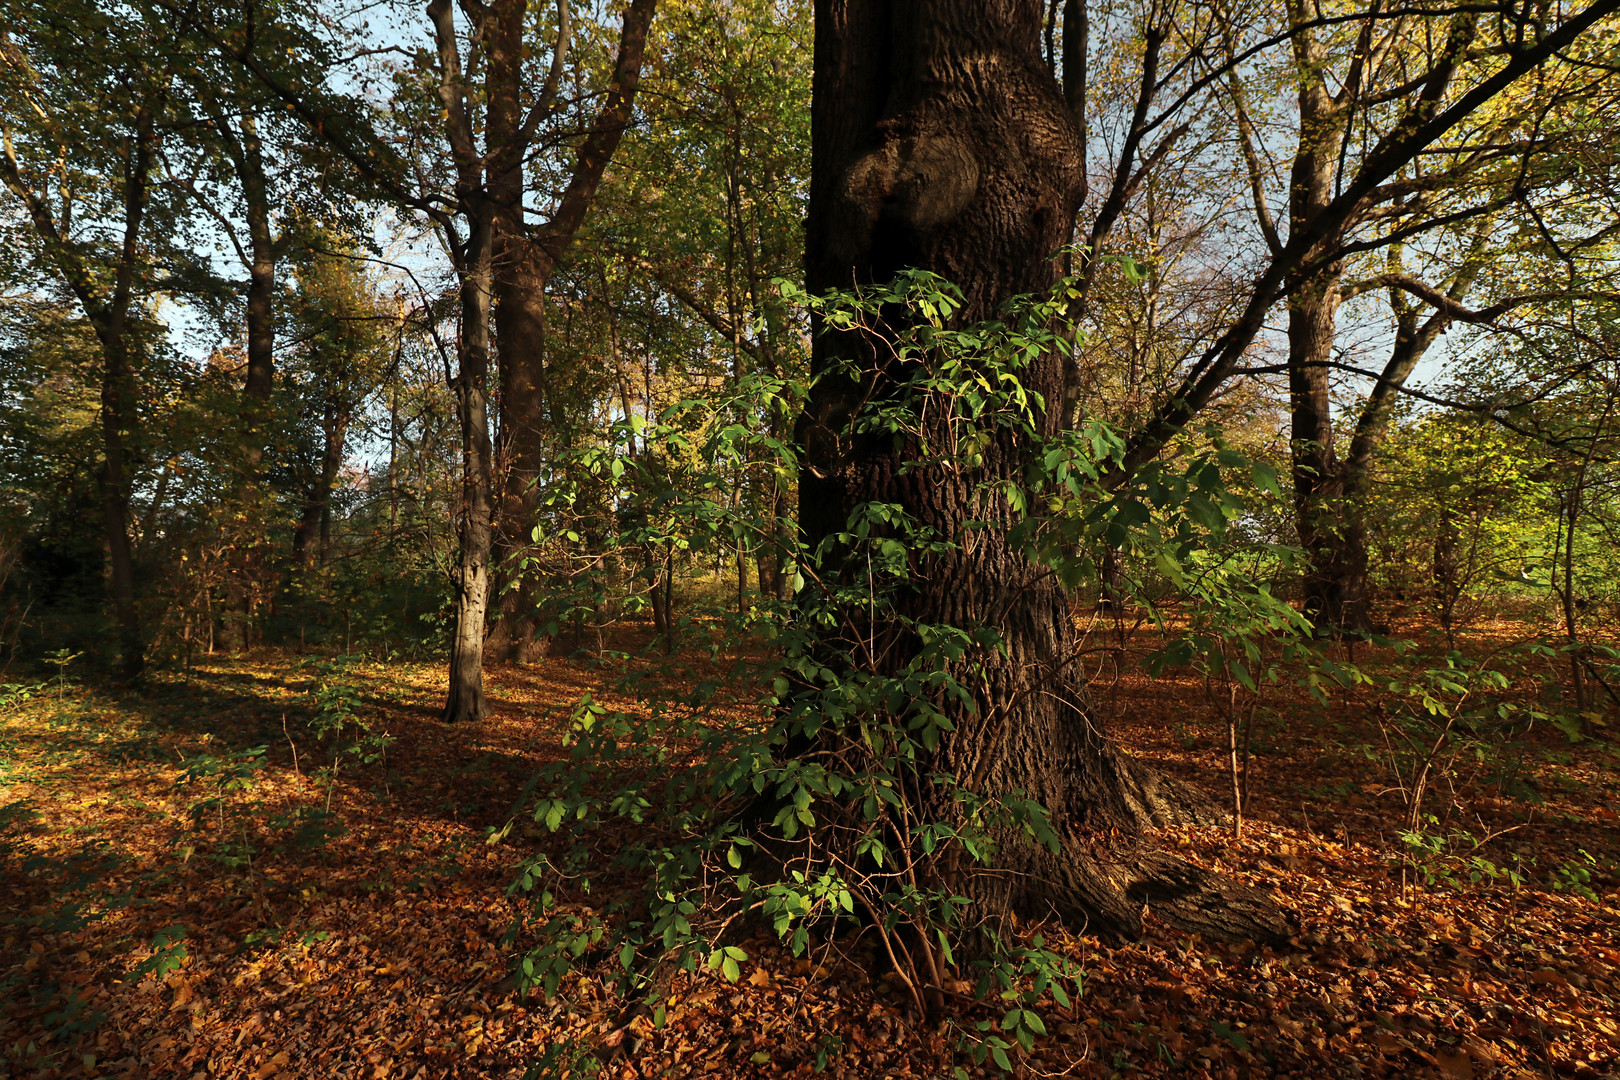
[1436,1051,1473,1079]
[254,1050,290,1078]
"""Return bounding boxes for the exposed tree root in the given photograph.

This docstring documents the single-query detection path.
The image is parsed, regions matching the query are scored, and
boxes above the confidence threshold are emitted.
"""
[969,749,1293,946]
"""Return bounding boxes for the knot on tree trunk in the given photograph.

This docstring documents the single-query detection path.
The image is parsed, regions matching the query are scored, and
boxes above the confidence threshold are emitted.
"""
[838,131,983,247]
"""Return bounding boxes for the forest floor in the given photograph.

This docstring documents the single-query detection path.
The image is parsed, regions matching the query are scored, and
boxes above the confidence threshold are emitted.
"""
[2,615,1618,1080]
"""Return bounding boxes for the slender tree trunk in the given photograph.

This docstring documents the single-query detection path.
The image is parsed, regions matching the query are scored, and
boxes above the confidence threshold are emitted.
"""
[422,0,505,720]
[1097,545,1124,610]
[208,106,278,654]
[318,416,346,563]
[291,398,349,568]
[219,581,253,654]
[443,205,497,722]
[291,498,320,569]
[241,110,276,422]
[800,0,1283,941]
[388,373,400,532]
[98,333,144,679]
[481,0,548,666]
[1280,16,1500,636]
[761,481,792,603]
[648,555,671,648]
[1433,500,1459,642]
[1560,392,1614,711]
[485,0,657,663]
[1288,267,1372,634]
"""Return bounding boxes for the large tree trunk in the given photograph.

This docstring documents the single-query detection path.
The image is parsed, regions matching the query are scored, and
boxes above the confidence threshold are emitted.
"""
[799,0,1285,942]
[482,0,555,665]
[487,247,557,663]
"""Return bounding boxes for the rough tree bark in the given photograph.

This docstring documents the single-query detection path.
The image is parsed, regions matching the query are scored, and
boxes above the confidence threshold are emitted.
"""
[482,0,560,665]
[799,0,1286,941]
[442,213,497,723]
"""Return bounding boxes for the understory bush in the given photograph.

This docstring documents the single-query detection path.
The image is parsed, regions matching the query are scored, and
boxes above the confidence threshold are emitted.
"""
[496,272,1301,1072]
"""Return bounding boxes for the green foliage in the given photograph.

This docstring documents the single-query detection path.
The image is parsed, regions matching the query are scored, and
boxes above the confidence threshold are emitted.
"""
[1368,410,1559,635]
[174,742,269,869]
[124,925,189,983]
[1397,817,1527,892]
[0,682,42,712]
[1548,849,1606,901]
[41,648,82,697]
[303,654,394,809]
[1307,638,1604,848]
[177,743,268,815]
[1397,823,1614,901]
[812,1034,845,1072]
[960,932,1080,1064]
[498,271,1290,1072]
[167,657,379,868]
[522,1036,602,1080]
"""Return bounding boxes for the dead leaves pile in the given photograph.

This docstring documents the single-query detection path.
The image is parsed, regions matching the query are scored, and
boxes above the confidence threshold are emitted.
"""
[2,629,1617,1079]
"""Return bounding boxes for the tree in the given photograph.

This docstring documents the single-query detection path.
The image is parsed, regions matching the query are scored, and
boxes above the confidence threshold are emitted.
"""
[0,300,121,663]
[483,0,659,665]
[163,20,345,649]
[792,0,1620,940]
[573,0,811,623]
[1210,0,1620,631]
[0,1,187,679]
[430,0,657,693]
[1367,408,1555,641]
[798,0,1283,939]
[199,0,656,715]
[1116,0,1620,479]
[280,234,393,572]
